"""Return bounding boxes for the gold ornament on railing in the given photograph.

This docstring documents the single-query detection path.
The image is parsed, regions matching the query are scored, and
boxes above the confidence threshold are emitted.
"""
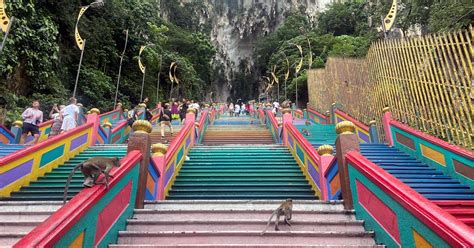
[369,120,377,126]
[281,108,292,115]
[102,122,112,129]
[336,121,355,135]
[187,108,196,114]
[132,120,152,134]
[151,143,168,156]
[317,145,334,156]
[12,120,23,128]
[89,108,100,115]
[382,106,390,113]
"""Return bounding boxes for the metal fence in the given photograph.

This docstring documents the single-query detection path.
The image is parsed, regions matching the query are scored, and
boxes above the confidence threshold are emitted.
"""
[308,26,473,149]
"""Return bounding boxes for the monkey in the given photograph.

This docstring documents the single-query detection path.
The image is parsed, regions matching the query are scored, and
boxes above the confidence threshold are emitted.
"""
[301,128,311,137]
[305,120,311,126]
[63,157,120,204]
[261,199,293,235]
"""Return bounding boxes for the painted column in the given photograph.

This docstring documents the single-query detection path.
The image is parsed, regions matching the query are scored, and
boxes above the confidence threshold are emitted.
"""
[103,121,113,144]
[335,121,359,210]
[186,109,197,145]
[325,111,331,125]
[330,102,337,124]
[86,108,101,146]
[369,120,380,144]
[317,145,335,200]
[10,120,23,144]
[382,107,394,146]
[127,120,152,209]
[282,108,293,146]
[151,144,167,200]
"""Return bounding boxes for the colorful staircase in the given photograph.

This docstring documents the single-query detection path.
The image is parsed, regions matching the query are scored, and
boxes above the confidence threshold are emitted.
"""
[113,200,380,247]
[149,124,182,144]
[167,145,317,200]
[295,123,337,150]
[0,144,25,158]
[0,145,127,201]
[202,125,274,145]
[360,143,474,228]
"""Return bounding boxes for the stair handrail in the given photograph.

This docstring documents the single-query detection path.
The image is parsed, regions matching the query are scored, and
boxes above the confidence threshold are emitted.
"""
[0,124,14,143]
[387,119,474,187]
[265,110,280,143]
[306,104,329,124]
[346,151,474,247]
[196,110,209,143]
[14,151,143,247]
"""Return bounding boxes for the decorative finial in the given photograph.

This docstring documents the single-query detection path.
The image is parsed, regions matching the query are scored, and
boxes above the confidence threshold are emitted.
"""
[369,120,377,126]
[187,108,196,114]
[281,108,292,114]
[89,108,100,115]
[103,121,113,129]
[132,120,152,134]
[151,143,168,156]
[317,145,334,156]
[12,120,23,128]
[138,103,147,108]
[336,121,356,135]
[382,106,390,113]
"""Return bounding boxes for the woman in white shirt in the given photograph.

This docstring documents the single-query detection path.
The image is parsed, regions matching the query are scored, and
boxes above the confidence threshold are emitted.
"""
[61,97,79,133]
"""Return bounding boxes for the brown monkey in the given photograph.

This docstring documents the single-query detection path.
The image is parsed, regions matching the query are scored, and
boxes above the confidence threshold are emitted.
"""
[301,128,311,136]
[261,199,293,235]
[63,157,120,204]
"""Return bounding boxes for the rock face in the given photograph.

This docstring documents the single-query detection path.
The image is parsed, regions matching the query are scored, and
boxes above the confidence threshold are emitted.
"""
[163,0,333,101]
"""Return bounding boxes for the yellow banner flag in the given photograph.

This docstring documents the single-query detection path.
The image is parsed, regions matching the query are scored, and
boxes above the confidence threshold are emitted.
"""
[0,0,10,33]
[74,6,90,50]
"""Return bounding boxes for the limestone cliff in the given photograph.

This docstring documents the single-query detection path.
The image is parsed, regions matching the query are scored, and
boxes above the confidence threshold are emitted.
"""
[162,0,334,101]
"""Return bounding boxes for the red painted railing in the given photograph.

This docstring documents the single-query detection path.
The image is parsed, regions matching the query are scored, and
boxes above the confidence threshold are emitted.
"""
[335,109,369,132]
[346,151,474,246]
[14,151,143,247]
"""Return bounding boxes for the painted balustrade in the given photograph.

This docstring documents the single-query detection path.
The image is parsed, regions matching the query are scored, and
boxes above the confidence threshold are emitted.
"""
[265,110,280,143]
[98,109,124,125]
[281,111,340,200]
[14,151,143,248]
[334,109,370,143]
[306,104,329,124]
[346,151,474,247]
[196,110,209,143]
[257,109,265,125]
[293,109,304,119]
[0,124,14,144]
[382,109,474,188]
[147,111,196,200]
[0,112,101,197]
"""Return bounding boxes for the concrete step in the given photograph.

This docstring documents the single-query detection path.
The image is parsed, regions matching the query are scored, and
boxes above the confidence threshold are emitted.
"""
[0,201,61,247]
[116,231,376,246]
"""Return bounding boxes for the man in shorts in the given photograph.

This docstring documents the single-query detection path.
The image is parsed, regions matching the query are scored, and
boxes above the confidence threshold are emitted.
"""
[21,100,43,144]
[160,104,174,142]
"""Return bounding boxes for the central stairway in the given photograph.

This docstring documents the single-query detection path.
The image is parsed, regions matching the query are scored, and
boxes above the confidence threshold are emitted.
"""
[113,119,379,247]
[167,145,316,200]
[112,200,380,247]
[0,145,127,246]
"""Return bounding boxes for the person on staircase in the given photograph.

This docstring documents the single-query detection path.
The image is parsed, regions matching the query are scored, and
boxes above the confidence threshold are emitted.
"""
[60,97,79,133]
[234,103,241,117]
[20,100,44,144]
[160,103,174,143]
[179,100,189,125]
[229,102,234,117]
[49,104,65,137]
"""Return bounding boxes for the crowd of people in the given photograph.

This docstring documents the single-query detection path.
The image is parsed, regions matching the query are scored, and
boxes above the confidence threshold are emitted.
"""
[20,97,80,144]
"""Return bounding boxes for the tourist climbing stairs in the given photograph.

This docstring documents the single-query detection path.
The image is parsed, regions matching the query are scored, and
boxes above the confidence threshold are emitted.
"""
[149,120,182,144]
[0,145,127,246]
[359,143,474,229]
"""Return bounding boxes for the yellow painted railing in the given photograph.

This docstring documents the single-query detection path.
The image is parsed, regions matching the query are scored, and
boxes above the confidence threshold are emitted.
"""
[308,26,473,149]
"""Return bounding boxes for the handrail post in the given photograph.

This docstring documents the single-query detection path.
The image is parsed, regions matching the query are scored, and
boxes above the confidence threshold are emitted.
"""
[330,102,337,124]
[382,107,394,146]
[151,143,167,200]
[127,120,152,209]
[86,108,101,146]
[369,119,380,144]
[317,145,335,200]
[335,121,359,210]
[10,121,23,144]
[103,122,113,144]
[281,108,292,146]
